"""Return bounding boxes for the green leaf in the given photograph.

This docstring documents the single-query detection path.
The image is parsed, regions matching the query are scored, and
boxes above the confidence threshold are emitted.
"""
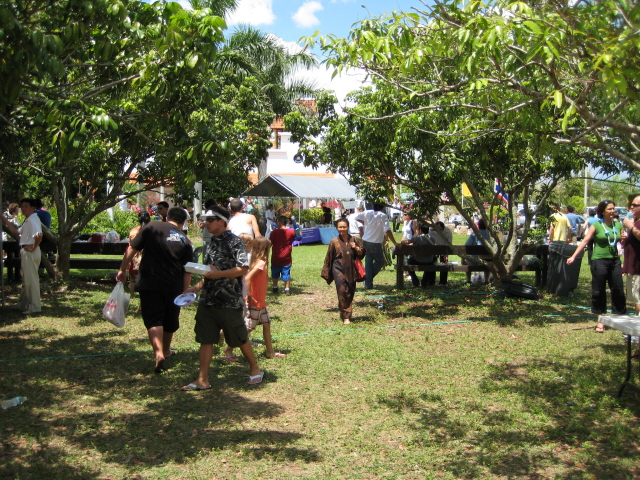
[554,90,562,109]
[187,53,198,68]
[523,21,542,35]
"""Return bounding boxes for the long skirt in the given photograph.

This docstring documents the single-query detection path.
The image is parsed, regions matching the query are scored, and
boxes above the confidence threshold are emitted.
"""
[334,268,356,320]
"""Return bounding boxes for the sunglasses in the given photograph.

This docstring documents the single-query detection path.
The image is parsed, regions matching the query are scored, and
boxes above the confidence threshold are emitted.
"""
[631,204,640,208]
[205,217,219,223]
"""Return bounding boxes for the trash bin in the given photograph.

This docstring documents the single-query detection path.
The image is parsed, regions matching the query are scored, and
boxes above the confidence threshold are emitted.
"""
[546,242,584,296]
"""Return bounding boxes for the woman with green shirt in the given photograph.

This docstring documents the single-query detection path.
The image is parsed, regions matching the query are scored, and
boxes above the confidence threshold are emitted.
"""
[567,200,627,333]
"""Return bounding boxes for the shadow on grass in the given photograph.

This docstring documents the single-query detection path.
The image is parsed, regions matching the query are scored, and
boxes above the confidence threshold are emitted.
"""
[0,327,147,362]
[0,345,317,480]
[377,352,640,479]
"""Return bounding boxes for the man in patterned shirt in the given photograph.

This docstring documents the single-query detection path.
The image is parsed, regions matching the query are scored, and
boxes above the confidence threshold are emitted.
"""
[182,205,263,390]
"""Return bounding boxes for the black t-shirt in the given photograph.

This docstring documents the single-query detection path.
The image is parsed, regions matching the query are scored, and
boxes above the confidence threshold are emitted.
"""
[130,222,193,292]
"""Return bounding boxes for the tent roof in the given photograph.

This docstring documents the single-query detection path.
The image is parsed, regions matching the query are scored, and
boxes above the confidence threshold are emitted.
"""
[243,175,358,199]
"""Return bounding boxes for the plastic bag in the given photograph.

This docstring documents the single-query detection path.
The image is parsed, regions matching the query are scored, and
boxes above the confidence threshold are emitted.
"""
[106,230,120,243]
[354,258,366,282]
[470,272,484,285]
[103,282,129,328]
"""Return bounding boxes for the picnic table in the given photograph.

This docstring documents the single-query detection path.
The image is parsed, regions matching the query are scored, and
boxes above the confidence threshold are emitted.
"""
[600,315,640,397]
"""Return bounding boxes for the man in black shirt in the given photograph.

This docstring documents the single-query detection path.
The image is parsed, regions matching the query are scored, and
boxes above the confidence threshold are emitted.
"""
[117,207,193,373]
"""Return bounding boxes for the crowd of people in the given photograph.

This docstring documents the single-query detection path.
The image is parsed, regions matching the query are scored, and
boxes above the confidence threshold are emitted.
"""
[5,195,640,380]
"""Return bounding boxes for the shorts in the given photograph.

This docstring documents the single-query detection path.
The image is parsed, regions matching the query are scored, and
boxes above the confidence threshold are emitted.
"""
[271,264,292,281]
[245,305,271,331]
[194,305,248,347]
[627,275,640,305]
[139,290,181,333]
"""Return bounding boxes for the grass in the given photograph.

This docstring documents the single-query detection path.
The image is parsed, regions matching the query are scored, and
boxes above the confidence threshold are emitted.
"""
[1,233,640,479]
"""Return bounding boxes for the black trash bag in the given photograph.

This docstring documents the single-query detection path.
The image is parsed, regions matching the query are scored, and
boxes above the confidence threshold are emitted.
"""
[502,280,539,300]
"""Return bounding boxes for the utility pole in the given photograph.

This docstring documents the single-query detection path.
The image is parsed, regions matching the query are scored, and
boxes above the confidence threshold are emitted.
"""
[584,165,588,208]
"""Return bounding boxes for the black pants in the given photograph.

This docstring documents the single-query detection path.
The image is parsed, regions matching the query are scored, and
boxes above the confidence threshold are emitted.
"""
[591,257,626,315]
[408,257,435,287]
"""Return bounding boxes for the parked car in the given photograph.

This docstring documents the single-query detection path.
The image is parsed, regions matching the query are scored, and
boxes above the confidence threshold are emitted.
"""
[584,206,628,218]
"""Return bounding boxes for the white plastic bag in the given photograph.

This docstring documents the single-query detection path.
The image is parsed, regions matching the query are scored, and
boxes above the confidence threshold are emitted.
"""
[470,272,484,285]
[103,282,129,328]
[105,230,120,243]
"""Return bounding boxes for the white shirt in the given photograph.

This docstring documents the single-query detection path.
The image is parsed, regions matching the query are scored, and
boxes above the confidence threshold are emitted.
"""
[429,226,453,246]
[19,213,42,246]
[355,210,389,243]
[228,213,254,237]
[265,209,275,222]
[347,212,362,235]
[182,208,189,231]
[402,220,414,241]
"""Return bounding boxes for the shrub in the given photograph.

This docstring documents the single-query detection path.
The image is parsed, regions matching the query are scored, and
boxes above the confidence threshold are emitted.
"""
[299,208,324,225]
[81,209,140,239]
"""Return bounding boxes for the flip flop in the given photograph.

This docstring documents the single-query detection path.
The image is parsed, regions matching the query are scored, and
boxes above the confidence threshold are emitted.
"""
[595,325,605,333]
[181,383,212,391]
[248,371,264,385]
[219,356,240,362]
[267,352,287,359]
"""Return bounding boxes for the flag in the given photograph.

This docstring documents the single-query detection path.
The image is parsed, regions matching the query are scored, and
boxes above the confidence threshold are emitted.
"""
[494,178,509,205]
[462,183,472,197]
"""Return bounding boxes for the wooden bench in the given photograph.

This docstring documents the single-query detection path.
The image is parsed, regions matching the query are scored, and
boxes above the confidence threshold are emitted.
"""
[394,244,548,289]
[3,241,129,274]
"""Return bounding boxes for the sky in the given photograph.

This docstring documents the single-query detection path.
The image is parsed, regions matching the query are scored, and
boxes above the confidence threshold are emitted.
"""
[177,0,424,103]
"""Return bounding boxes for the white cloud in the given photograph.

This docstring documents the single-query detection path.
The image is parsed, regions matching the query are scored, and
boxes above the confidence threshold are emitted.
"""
[292,1,324,28]
[227,0,276,26]
[299,65,370,109]
[176,0,192,10]
[268,36,369,106]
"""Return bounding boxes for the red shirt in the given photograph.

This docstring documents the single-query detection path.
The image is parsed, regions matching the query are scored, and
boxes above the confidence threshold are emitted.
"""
[270,228,296,266]
[623,219,640,275]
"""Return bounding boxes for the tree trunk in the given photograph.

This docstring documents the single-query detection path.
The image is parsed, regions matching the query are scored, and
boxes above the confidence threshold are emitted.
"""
[55,232,74,281]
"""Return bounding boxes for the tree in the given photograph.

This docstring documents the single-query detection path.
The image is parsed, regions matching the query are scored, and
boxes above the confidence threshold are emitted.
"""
[1,0,273,278]
[282,0,640,281]
[286,80,587,281]
[303,0,640,172]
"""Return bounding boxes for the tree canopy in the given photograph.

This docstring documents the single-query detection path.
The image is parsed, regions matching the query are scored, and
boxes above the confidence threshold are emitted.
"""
[283,0,640,281]
[303,0,640,173]
[0,0,275,277]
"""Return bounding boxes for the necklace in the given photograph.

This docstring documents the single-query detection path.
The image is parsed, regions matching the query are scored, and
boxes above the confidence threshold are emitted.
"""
[599,219,618,246]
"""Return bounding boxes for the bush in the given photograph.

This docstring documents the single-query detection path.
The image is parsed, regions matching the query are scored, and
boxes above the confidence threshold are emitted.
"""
[43,207,139,240]
[299,208,324,225]
[81,209,140,239]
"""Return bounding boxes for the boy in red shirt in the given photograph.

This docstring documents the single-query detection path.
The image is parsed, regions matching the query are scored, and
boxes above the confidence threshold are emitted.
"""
[270,216,296,295]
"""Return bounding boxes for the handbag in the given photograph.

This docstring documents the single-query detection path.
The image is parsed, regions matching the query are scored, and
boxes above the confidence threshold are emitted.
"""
[354,258,366,282]
[103,282,130,328]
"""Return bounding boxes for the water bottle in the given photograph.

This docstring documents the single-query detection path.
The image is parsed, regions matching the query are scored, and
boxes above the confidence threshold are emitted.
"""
[1,396,27,409]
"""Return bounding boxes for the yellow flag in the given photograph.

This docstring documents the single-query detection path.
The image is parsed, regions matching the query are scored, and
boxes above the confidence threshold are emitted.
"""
[462,183,472,197]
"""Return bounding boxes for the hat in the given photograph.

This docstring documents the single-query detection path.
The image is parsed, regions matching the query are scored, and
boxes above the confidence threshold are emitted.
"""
[202,210,229,222]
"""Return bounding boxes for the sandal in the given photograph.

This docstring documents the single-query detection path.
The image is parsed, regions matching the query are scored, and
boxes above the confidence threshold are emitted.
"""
[219,356,240,362]
[266,352,287,359]
[595,324,605,333]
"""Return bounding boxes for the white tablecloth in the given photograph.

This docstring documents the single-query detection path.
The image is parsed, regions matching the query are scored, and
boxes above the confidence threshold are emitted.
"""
[600,315,640,336]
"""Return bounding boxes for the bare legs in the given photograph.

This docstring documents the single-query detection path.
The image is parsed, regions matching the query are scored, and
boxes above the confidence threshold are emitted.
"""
[148,327,173,371]
[186,341,262,389]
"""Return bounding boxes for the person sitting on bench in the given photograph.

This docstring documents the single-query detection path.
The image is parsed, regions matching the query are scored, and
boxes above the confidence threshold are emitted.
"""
[401,222,436,288]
